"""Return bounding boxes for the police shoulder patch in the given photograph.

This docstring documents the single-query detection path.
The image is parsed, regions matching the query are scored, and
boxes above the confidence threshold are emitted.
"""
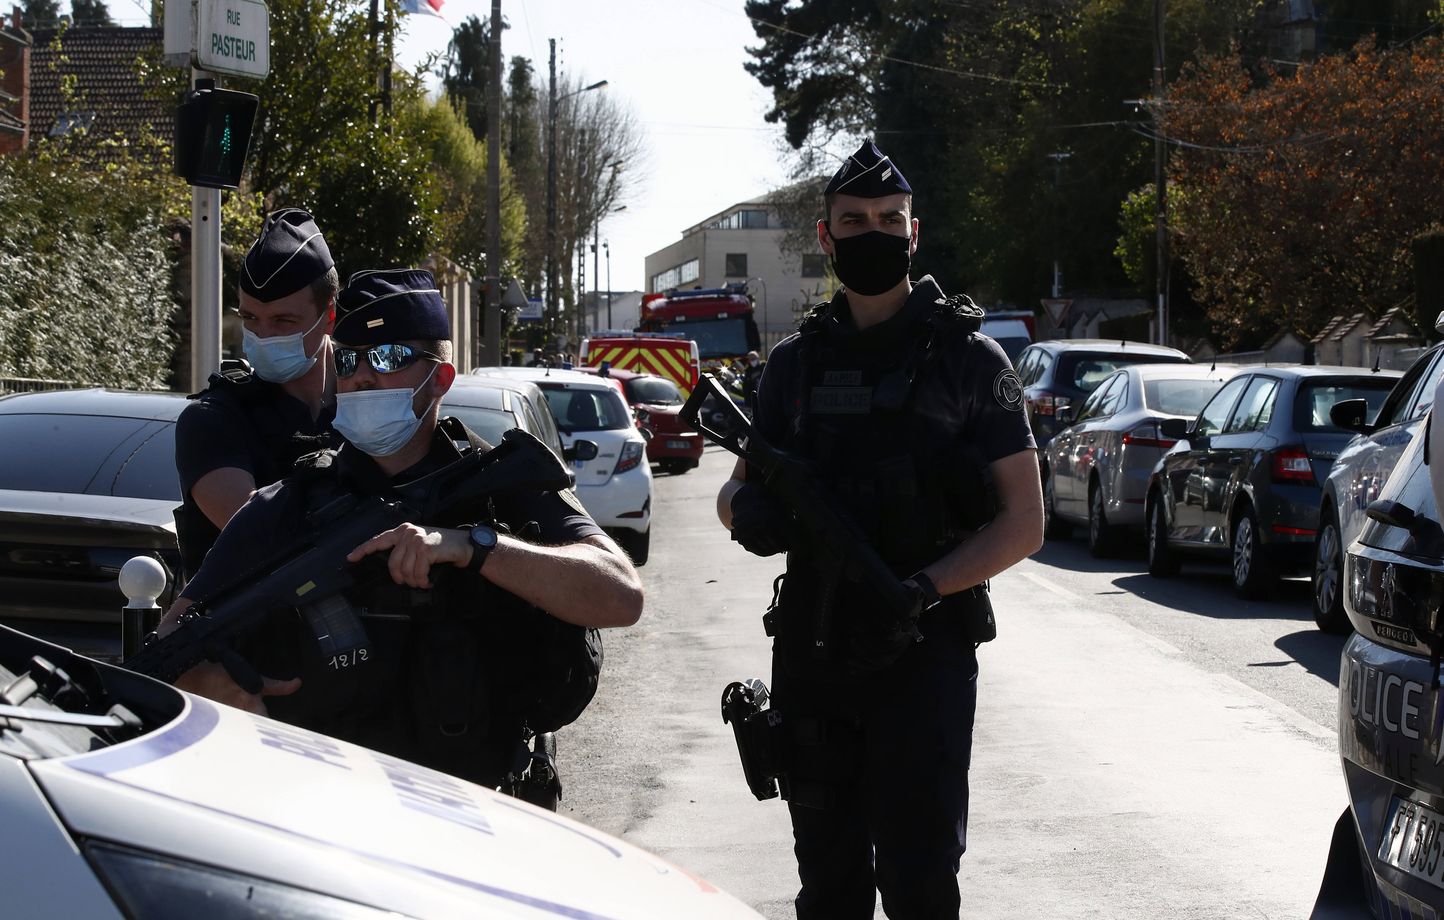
[993,369,1024,412]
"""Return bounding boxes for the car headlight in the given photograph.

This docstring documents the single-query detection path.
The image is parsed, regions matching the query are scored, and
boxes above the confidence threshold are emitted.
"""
[614,441,645,475]
[85,841,407,919]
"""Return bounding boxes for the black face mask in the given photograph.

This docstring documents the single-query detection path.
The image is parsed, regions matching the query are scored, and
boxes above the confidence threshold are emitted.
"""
[826,226,912,296]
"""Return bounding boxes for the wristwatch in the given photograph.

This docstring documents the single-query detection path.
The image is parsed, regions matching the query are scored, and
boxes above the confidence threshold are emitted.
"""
[906,571,943,610]
[466,524,499,573]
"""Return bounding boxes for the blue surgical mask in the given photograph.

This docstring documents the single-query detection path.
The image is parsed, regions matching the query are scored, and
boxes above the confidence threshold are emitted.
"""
[242,311,326,383]
[332,365,438,457]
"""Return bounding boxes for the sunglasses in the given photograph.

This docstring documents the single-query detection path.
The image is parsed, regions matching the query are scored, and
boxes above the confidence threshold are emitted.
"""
[334,343,442,378]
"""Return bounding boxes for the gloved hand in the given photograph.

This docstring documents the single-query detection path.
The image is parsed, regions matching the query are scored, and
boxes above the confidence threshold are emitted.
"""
[729,482,790,557]
[845,581,926,673]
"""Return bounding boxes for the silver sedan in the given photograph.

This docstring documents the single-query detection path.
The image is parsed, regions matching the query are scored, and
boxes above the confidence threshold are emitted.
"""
[1044,363,1240,556]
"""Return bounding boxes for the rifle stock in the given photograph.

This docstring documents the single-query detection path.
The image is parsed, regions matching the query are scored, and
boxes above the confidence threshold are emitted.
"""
[125,428,571,686]
[681,375,919,650]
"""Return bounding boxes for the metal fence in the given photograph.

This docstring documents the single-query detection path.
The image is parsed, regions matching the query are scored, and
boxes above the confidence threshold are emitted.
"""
[0,377,88,395]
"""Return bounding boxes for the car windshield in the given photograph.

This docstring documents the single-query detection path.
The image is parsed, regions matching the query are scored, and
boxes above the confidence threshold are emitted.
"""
[671,318,750,360]
[626,377,682,406]
[541,386,633,432]
[1059,353,1188,392]
[1143,378,1225,417]
[442,406,522,445]
[0,414,180,500]
[1294,379,1395,432]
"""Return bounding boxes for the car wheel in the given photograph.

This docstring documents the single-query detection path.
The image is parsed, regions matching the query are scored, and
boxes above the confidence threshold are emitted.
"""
[1087,480,1119,558]
[1043,470,1070,539]
[621,528,650,566]
[1147,493,1180,578]
[1312,506,1351,634]
[1231,504,1275,599]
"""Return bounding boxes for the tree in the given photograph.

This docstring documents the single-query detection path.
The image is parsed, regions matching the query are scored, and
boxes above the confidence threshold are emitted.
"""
[441,14,494,142]
[1163,38,1444,344]
[20,0,60,29]
[244,0,446,274]
[69,0,114,27]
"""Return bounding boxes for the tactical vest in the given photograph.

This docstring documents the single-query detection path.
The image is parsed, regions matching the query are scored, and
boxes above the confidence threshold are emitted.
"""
[774,291,998,662]
[173,359,338,582]
[238,423,599,780]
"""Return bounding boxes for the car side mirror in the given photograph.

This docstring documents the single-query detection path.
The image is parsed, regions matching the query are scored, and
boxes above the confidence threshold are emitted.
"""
[1056,406,1075,426]
[1159,417,1190,440]
[564,439,599,462]
[1329,398,1370,433]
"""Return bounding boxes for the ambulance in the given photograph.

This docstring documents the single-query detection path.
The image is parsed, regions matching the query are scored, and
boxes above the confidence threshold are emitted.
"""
[581,331,701,398]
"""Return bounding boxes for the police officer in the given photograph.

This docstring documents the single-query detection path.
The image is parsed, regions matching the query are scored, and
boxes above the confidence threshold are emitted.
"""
[173,209,342,582]
[159,269,644,786]
[715,140,1043,919]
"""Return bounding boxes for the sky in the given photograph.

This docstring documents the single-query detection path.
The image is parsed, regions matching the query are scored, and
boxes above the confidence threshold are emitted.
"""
[392,0,796,293]
[103,0,804,292]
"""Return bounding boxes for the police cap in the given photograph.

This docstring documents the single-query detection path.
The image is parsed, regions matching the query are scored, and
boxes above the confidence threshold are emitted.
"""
[334,269,451,345]
[823,139,913,199]
[239,208,334,302]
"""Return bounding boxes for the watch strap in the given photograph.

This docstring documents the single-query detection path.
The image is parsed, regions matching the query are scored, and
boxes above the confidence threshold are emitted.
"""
[910,571,942,609]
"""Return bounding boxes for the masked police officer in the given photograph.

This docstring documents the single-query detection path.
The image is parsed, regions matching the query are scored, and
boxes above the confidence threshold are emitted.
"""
[715,140,1044,919]
[173,209,342,582]
[159,269,643,786]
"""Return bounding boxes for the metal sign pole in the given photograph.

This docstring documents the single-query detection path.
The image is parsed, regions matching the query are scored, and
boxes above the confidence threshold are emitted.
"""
[190,67,223,393]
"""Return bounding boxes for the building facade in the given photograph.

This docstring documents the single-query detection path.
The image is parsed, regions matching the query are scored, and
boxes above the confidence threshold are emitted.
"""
[644,194,836,353]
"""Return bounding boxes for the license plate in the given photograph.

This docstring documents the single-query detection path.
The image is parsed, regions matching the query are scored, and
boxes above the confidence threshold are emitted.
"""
[666,439,691,449]
[1380,797,1444,888]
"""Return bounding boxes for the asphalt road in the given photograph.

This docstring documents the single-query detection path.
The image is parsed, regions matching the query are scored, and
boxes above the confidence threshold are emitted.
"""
[560,444,1348,919]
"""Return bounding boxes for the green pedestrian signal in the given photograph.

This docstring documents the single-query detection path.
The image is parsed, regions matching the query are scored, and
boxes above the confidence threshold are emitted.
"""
[174,80,258,190]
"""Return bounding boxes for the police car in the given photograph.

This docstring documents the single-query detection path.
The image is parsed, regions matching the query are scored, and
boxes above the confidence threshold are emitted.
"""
[0,624,759,918]
[1317,374,1444,919]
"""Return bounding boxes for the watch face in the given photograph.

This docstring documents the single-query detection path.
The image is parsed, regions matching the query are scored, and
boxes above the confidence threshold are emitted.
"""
[472,526,498,548]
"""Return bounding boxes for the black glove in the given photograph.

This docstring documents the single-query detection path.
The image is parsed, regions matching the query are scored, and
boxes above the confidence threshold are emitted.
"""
[729,483,790,557]
[846,579,928,673]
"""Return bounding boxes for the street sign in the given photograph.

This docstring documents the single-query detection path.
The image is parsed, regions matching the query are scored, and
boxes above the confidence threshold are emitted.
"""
[196,0,270,79]
[1041,298,1073,326]
[519,298,544,322]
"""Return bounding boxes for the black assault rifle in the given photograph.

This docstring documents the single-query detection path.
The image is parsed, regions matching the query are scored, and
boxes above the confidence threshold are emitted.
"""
[681,373,923,658]
[124,428,571,688]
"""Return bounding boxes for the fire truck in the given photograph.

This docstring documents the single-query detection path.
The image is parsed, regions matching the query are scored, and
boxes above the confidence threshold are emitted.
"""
[637,283,761,370]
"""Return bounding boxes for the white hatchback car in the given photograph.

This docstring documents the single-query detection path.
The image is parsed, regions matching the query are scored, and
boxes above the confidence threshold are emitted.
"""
[0,624,759,918]
[474,367,653,565]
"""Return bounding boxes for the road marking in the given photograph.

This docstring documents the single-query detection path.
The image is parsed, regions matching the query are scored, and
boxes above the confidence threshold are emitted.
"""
[1017,569,1182,657]
[1018,570,1080,601]
[1213,672,1337,743]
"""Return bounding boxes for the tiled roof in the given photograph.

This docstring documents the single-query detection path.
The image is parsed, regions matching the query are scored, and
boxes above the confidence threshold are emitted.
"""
[1365,306,1420,340]
[1329,312,1367,339]
[29,26,170,161]
[1309,314,1346,344]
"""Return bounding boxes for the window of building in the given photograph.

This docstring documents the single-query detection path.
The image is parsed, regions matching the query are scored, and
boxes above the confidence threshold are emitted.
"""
[707,209,771,230]
[801,254,827,277]
[651,258,699,292]
[724,253,748,277]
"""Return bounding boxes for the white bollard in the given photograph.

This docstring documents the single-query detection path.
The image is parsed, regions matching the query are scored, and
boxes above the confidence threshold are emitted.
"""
[119,556,167,660]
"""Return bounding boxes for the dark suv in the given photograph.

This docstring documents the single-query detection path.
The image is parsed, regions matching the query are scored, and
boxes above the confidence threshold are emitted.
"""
[1014,339,1191,449]
[1316,395,1444,917]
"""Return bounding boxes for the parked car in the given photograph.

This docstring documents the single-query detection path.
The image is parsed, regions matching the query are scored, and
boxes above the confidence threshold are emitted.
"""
[1014,339,1192,450]
[441,374,568,457]
[0,388,185,625]
[980,317,1032,363]
[1145,365,1399,597]
[1313,385,1444,918]
[579,366,704,475]
[1042,363,1239,555]
[0,624,761,919]
[473,367,653,564]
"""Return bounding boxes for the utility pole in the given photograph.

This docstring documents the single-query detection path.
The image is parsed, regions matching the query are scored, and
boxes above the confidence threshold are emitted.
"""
[605,240,612,329]
[1047,151,1071,300]
[592,223,600,334]
[1153,0,1168,346]
[545,38,558,349]
[483,0,502,366]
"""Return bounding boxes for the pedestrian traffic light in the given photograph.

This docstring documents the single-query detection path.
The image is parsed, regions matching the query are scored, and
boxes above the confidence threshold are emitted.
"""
[173,80,258,190]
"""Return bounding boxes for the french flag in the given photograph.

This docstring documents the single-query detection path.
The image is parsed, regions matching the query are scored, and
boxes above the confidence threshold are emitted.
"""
[400,0,445,19]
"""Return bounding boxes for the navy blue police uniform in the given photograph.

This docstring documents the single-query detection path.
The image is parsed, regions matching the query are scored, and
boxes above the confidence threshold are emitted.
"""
[745,141,1035,919]
[180,271,605,785]
[174,210,341,582]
